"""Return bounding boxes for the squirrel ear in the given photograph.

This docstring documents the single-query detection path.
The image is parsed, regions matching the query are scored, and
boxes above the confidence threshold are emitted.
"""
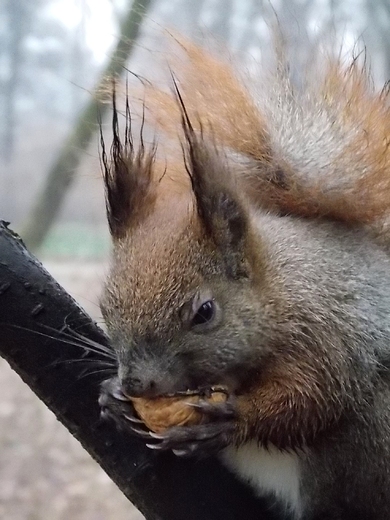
[177,95,249,278]
[100,85,156,239]
[197,187,249,279]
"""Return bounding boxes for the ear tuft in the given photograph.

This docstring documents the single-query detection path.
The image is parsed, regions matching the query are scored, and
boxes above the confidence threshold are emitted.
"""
[172,78,250,278]
[100,81,157,239]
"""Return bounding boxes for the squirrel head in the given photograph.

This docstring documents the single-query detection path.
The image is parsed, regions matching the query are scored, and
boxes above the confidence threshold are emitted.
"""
[100,93,272,399]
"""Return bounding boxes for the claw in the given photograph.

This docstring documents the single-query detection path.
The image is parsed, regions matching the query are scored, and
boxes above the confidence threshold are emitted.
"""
[129,425,153,438]
[185,402,203,409]
[113,389,130,401]
[146,443,163,450]
[149,431,167,439]
[100,408,110,420]
[123,413,144,424]
[98,395,108,407]
[172,449,190,456]
[186,400,236,419]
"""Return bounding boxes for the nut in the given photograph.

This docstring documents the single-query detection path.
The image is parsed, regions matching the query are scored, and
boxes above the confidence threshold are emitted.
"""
[130,389,228,433]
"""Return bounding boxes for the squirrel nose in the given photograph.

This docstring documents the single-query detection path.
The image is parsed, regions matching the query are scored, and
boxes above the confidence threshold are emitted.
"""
[121,376,159,398]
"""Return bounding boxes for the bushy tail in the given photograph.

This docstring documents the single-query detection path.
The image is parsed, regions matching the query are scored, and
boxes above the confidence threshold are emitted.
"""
[140,36,390,228]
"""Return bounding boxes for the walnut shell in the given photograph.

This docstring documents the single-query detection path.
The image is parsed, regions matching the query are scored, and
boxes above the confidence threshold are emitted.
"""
[130,390,228,433]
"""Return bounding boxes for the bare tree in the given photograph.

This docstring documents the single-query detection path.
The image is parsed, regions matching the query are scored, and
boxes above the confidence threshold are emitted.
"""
[70,0,89,115]
[2,0,28,162]
[22,0,153,251]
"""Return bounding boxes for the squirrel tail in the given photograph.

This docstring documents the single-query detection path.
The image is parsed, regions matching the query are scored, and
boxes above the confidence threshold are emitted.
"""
[142,37,390,227]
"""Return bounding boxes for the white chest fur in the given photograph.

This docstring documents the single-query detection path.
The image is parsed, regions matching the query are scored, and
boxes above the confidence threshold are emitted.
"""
[221,442,302,518]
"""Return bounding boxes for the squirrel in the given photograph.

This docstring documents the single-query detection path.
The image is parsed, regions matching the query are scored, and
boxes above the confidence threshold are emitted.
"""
[98,38,390,519]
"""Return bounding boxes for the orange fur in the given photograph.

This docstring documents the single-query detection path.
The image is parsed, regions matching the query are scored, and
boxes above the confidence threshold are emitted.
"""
[315,62,390,223]
[130,37,390,229]
[144,38,271,161]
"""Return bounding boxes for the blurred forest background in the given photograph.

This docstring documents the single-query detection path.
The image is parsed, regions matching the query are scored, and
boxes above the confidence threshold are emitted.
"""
[1,0,390,519]
[2,0,390,258]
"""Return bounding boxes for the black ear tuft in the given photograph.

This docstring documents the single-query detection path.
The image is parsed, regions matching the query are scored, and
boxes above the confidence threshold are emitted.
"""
[172,78,250,278]
[100,80,157,239]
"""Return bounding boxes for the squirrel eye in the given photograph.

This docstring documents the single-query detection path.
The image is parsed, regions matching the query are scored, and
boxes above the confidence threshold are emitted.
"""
[191,300,215,327]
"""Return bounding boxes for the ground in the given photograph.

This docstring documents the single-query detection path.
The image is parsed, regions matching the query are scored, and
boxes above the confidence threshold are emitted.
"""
[0,260,145,520]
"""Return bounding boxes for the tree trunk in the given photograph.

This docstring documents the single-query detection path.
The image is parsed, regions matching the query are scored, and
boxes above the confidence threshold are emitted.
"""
[22,0,153,251]
[0,221,281,520]
[2,0,25,163]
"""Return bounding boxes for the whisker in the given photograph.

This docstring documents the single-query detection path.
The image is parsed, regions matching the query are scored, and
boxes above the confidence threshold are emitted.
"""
[65,328,116,359]
[36,323,116,360]
[76,367,118,380]
[54,358,115,368]
[46,356,117,382]
[7,324,116,361]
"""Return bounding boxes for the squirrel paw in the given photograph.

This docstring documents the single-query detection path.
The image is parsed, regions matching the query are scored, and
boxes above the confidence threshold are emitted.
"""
[99,378,237,456]
[145,396,237,458]
[146,421,235,457]
[99,377,152,438]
